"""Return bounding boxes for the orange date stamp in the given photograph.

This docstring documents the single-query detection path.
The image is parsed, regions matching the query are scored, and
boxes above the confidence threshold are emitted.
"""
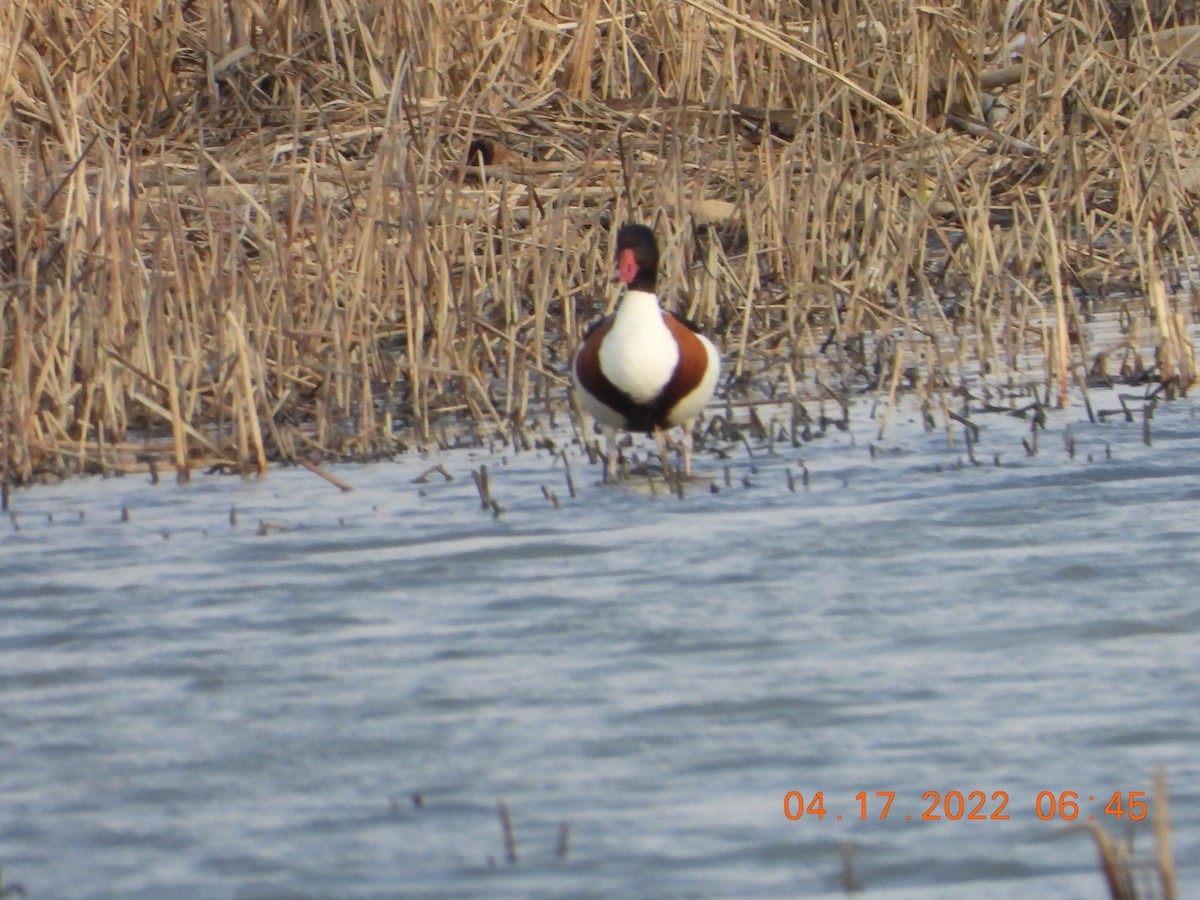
[783,790,1149,823]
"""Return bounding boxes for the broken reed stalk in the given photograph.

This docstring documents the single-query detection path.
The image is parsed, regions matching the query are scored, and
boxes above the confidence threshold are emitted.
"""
[1042,190,1073,410]
[165,360,189,483]
[296,457,354,492]
[226,311,268,477]
[471,465,491,510]
[1148,276,1197,390]
[3,1,1200,483]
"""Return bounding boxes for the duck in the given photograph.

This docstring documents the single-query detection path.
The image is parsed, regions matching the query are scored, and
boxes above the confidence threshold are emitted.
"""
[572,224,720,481]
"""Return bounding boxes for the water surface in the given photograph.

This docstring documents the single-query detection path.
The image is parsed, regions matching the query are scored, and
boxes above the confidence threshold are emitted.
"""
[1,390,1197,898]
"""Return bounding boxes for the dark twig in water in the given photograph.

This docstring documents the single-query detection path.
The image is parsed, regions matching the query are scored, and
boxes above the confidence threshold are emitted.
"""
[947,410,979,444]
[561,450,576,499]
[556,822,571,860]
[966,427,980,465]
[497,800,518,864]
[1082,391,1096,424]
[0,863,28,897]
[412,464,453,483]
[471,465,491,509]
[748,405,768,440]
[511,415,530,452]
[1022,416,1039,457]
[738,432,757,459]
[840,843,862,893]
[540,485,560,508]
[1117,395,1134,423]
[791,400,812,447]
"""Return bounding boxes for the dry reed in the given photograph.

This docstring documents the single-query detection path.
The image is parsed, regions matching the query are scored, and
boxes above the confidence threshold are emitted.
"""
[1076,769,1177,900]
[3,1,1200,484]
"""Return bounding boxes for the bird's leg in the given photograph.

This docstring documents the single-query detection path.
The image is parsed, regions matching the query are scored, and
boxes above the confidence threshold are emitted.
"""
[679,422,695,476]
[603,428,619,483]
[653,427,674,477]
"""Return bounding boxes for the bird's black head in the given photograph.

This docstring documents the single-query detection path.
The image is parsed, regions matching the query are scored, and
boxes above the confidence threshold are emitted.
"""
[615,223,659,292]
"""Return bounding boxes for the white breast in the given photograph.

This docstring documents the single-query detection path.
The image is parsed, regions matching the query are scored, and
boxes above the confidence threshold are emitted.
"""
[597,290,679,403]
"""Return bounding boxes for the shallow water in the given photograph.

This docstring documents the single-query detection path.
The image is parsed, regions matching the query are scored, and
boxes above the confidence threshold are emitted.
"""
[1,389,1197,899]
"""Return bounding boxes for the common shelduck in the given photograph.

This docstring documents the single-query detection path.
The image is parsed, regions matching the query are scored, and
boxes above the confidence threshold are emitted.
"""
[572,224,720,481]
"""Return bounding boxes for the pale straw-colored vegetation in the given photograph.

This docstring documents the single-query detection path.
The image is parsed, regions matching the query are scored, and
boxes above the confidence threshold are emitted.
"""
[2,0,1199,484]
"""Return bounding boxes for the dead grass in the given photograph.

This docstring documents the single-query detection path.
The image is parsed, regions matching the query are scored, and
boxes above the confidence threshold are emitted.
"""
[1077,769,1177,900]
[2,0,1199,483]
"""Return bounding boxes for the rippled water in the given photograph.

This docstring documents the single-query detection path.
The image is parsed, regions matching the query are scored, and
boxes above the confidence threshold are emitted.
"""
[1,389,1198,898]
